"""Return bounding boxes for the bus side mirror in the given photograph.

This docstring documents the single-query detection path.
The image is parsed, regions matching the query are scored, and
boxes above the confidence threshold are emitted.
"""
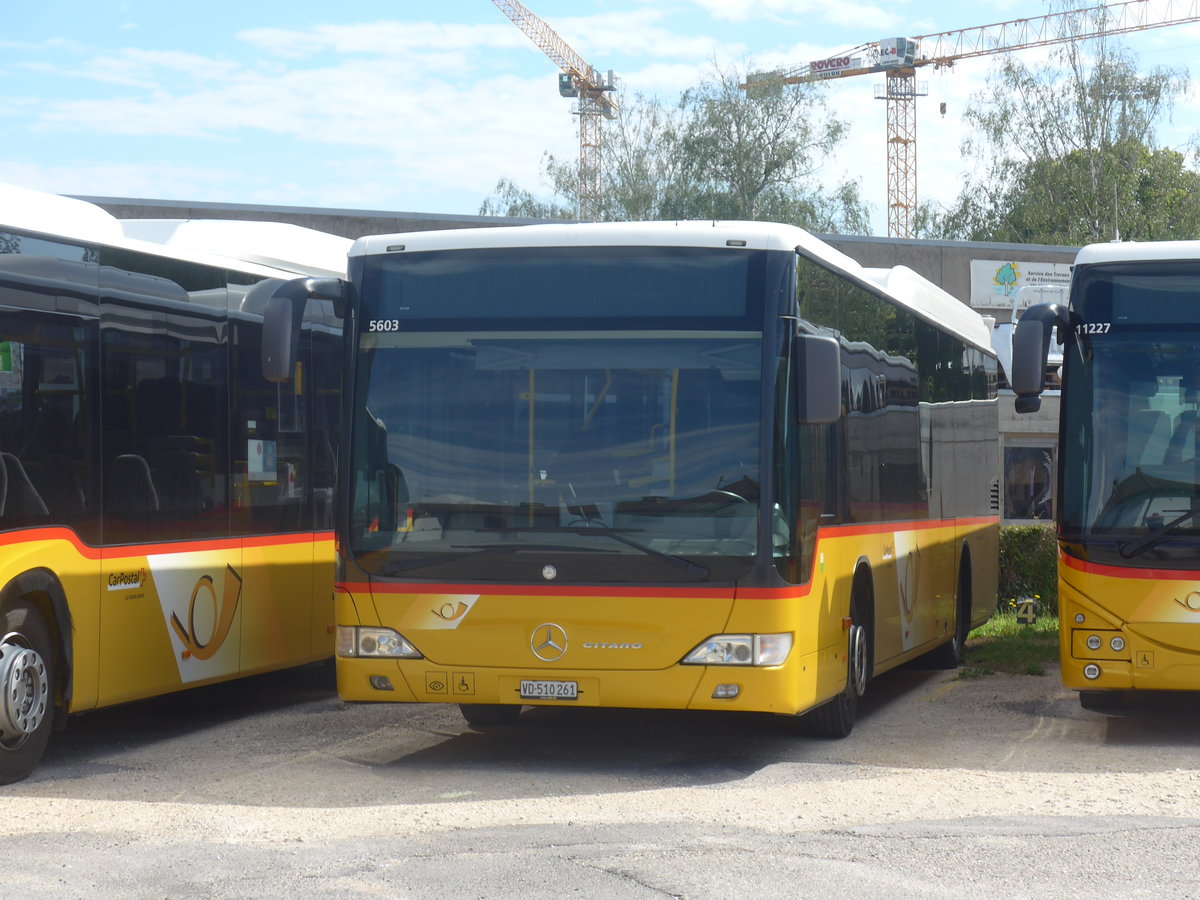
[1012,302,1067,414]
[262,277,347,382]
[796,333,841,424]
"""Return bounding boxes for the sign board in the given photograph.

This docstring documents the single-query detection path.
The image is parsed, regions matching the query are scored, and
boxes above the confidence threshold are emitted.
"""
[1016,599,1037,625]
[969,259,1072,310]
[810,56,861,78]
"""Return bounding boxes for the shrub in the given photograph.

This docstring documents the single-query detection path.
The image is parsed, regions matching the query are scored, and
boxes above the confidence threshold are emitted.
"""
[998,523,1058,615]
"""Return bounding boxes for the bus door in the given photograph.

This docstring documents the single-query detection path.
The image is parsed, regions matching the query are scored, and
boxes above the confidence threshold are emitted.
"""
[306,321,340,653]
[98,270,240,704]
[230,316,322,673]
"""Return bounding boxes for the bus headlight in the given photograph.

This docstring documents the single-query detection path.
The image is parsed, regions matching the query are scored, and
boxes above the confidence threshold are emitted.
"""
[337,626,423,659]
[682,633,793,667]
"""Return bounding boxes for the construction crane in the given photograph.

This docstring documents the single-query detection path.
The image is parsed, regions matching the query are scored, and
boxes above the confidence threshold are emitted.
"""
[490,0,618,221]
[758,1,1200,238]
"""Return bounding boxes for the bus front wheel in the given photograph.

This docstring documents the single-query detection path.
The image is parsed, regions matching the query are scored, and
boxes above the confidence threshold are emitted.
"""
[0,601,55,784]
[805,585,872,739]
[1079,690,1125,712]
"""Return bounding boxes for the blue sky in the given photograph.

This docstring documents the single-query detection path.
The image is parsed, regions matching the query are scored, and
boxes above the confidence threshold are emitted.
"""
[5,1,1200,235]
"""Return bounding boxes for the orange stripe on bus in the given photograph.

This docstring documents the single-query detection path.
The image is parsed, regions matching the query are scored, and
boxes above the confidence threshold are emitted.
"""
[0,526,334,560]
[1061,552,1200,582]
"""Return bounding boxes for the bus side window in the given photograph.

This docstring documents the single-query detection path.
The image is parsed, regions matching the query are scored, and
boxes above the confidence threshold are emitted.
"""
[0,326,98,535]
[100,308,230,542]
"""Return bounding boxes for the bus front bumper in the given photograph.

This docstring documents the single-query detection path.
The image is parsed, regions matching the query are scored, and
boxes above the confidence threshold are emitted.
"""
[334,650,841,716]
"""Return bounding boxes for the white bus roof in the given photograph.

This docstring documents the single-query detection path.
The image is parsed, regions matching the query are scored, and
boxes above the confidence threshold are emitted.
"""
[352,220,994,354]
[1075,240,1200,266]
[119,218,351,279]
[0,183,348,279]
[0,182,126,246]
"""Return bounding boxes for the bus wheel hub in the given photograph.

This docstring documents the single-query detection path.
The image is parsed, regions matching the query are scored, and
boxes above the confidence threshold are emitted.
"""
[848,624,868,697]
[0,639,48,744]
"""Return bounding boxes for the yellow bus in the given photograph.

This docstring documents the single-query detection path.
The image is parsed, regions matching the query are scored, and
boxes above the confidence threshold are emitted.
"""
[1014,240,1200,710]
[0,184,346,782]
[267,221,999,736]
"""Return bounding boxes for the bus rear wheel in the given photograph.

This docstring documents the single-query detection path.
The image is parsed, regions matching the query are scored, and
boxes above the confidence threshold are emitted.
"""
[0,601,55,784]
[925,554,972,669]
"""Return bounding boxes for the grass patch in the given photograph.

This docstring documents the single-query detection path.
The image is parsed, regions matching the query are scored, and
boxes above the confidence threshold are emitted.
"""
[962,609,1059,678]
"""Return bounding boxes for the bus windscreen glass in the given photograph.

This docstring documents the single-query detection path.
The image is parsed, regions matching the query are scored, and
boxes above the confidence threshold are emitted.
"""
[349,247,767,583]
[1062,263,1200,564]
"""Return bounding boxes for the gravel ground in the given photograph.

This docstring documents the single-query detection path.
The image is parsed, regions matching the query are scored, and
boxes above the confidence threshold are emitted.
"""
[2,661,1198,897]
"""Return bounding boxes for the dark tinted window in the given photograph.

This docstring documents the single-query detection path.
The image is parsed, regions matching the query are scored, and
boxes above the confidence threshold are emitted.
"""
[101,294,229,543]
[360,246,762,331]
[0,233,102,540]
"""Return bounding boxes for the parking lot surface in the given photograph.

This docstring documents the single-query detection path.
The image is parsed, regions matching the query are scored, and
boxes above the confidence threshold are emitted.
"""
[3,660,1200,897]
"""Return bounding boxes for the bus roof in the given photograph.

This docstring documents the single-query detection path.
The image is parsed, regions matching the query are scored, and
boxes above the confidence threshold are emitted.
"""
[119,219,352,279]
[1075,240,1200,266]
[351,220,995,354]
[0,183,348,279]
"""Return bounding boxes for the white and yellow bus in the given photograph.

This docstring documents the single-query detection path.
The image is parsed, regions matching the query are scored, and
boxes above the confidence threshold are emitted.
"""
[0,185,346,782]
[1014,240,1200,709]
[268,220,999,736]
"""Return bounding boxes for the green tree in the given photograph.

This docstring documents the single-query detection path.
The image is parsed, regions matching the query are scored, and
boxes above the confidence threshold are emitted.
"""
[921,18,1197,244]
[479,93,688,221]
[478,173,573,219]
[480,64,869,233]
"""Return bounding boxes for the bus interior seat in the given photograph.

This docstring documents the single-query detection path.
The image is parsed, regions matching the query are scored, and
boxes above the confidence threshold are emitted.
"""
[0,452,49,517]
[149,450,205,515]
[1166,410,1198,464]
[26,457,85,517]
[106,453,160,515]
[19,403,86,515]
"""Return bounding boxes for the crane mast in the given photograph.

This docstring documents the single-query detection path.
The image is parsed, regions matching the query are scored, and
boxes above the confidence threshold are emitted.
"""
[491,0,617,221]
[768,1,1200,237]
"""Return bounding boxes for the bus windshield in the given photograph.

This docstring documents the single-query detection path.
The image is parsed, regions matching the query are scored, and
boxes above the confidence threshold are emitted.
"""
[348,247,768,583]
[1061,263,1200,562]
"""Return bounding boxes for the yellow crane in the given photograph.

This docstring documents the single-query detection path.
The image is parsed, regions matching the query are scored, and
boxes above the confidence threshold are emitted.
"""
[490,0,617,221]
[761,1,1200,237]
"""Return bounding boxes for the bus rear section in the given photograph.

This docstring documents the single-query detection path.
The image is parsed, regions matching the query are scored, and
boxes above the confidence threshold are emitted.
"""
[1013,241,1200,708]
[281,220,998,736]
[0,185,343,783]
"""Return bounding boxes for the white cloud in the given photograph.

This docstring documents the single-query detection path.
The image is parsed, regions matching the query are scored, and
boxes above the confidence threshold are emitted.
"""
[673,0,898,29]
[235,20,522,60]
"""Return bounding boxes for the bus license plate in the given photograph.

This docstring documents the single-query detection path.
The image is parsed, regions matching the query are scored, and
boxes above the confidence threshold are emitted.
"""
[520,680,578,700]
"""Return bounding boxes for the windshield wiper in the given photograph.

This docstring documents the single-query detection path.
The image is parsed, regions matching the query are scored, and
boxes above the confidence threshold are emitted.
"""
[1118,508,1200,559]
[382,540,611,575]
[504,526,711,580]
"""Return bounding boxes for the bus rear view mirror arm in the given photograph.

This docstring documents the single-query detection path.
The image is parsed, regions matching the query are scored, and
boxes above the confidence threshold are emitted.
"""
[262,277,348,382]
[1012,302,1069,414]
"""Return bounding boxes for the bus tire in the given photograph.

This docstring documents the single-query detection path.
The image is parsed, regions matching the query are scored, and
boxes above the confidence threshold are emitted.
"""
[926,551,972,669]
[805,576,872,739]
[0,601,55,784]
[459,703,522,727]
